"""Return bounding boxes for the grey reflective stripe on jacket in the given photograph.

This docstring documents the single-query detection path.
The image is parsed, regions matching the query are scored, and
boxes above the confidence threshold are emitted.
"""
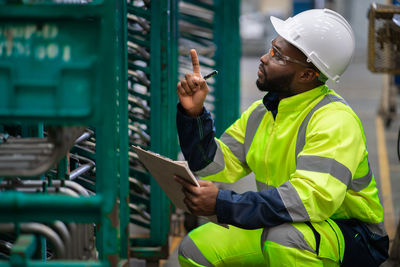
[194,141,225,177]
[244,103,267,154]
[294,94,373,191]
[295,94,348,162]
[256,181,275,191]
[349,161,372,192]
[220,132,248,167]
[195,102,266,176]
[297,156,373,192]
[277,181,310,221]
[296,155,352,187]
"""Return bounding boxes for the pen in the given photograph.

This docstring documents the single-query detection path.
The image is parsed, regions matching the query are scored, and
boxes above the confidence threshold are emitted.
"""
[203,70,218,80]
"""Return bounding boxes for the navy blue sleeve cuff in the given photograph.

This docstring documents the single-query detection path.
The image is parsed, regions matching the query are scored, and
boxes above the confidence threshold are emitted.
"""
[216,189,232,223]
[176,103,217,171]
[216,189,292,229]
[176,103,206,118]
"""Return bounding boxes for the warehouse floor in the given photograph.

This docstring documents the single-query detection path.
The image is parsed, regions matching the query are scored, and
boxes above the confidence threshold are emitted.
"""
[152,54,400,267]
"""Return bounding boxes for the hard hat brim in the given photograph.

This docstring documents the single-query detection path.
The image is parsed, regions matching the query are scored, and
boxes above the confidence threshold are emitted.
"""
[270,16,310,66]
[270,16,289,43]
[270,16,308,63]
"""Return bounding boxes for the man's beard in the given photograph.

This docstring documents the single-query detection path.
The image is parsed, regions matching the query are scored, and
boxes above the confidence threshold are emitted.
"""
[256,67,295,96]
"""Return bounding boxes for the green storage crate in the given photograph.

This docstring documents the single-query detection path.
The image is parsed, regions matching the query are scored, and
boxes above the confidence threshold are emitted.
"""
[0,3,113,125]
[0,0,130,266]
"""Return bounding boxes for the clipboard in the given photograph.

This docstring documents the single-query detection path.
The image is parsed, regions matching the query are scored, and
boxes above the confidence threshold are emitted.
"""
[132,145,226,227]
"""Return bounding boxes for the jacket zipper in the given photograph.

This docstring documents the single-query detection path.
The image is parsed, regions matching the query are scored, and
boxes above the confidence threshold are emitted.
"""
[264,112,277,185]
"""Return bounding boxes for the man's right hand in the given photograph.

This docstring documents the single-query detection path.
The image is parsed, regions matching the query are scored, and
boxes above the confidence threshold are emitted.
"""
[177,49,209,117]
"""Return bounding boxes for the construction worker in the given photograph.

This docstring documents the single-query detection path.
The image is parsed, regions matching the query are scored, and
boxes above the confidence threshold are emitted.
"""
[175,8,389,266]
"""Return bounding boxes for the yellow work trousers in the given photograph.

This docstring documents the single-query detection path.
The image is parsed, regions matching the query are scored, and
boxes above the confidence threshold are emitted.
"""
[178,220,345,266]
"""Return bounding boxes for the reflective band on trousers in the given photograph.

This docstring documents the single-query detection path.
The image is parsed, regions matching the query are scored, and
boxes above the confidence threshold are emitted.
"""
[261,223,315,254]
[179,235,213,267]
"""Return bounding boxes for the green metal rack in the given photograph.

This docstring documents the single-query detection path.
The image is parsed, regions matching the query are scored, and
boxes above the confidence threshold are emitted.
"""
[127,0,241,262]
[127,0,178,260]
[0,0,241,264]
[0,0,129,266]
[178,0,241,137]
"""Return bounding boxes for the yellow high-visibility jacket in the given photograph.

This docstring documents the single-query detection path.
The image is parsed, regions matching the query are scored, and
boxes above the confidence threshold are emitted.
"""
[178,85,385,235]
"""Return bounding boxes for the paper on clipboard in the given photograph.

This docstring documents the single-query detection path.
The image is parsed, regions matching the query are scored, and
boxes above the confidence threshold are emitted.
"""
[132,145,226,227]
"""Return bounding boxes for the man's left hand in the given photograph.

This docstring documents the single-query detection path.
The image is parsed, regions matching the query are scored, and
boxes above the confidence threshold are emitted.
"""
[175,176,218,216]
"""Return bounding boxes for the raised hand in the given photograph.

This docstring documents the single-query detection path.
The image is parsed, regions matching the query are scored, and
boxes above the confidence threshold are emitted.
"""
[177,49,209,117]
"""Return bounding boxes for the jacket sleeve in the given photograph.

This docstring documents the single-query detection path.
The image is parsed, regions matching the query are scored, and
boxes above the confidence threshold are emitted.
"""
[177,102,262,183]
[176,103,217,172]
[215,105,367,228]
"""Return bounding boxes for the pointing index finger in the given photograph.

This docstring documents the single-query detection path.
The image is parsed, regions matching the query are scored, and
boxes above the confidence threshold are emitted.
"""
[190,49,201,75]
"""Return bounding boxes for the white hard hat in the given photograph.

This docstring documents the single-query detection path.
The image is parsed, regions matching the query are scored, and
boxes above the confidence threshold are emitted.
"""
[270,9,355,82]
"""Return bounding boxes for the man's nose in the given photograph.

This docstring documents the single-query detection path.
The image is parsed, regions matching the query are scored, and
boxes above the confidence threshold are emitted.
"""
[260,53,269,64]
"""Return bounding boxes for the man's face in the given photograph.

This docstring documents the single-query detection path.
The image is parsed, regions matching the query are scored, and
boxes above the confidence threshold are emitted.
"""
[256,36,304,96]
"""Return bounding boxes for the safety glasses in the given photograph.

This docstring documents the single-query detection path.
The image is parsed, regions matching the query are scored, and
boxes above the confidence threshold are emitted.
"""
[268,45,311,67]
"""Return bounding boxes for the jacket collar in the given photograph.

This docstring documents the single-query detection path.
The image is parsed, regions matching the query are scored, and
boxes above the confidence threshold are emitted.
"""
[263,85,329,115]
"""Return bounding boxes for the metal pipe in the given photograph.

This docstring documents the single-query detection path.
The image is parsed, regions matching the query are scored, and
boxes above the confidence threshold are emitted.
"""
[83,224,88,259]
[74,132,92,145]
[129,177,150,196]
[51,221,71,259]
[0,180,90,197]
[70,164,94,180]
[0,240,13,257]
[127,41,150,60]
[70,153,96,166]
[10,187,80,197]
[0,223,65,258]
[69,154,96,181]
[127,14,150,32]
[76,224,82,259]
[67,223,79,259]
[129,203,150,221]
[128,124,150,143]
[64,181,90,197]
[27,260,103,266]
[13,182,95,259]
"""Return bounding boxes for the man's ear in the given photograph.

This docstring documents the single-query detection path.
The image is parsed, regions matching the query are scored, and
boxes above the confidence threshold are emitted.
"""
[298,68,318,83]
